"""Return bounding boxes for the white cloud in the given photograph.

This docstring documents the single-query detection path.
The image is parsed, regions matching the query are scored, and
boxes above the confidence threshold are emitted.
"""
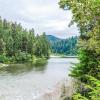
[0,0,79,38]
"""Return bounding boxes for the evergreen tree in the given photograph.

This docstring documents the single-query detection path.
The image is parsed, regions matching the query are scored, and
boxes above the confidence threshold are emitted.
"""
[34,33,50,58]
[0,38,5,54]
[0,17,50,63]
[59,0,100,99]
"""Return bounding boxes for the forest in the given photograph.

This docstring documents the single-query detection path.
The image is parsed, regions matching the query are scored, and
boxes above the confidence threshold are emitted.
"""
[0,0,99,99]
[59,0,100,100]
[47,35,78,56]
[0,17,50,64]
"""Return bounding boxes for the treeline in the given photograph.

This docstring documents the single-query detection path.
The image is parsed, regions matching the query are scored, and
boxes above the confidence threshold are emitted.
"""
[51,36,78,55]
[59,0,100,100]
[0,17,50,63]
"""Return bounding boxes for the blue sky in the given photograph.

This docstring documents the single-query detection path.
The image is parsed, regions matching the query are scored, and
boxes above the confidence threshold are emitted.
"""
[0,0,79,38]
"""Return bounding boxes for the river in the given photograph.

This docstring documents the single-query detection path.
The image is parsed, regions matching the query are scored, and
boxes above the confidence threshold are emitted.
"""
[0,57,79,100]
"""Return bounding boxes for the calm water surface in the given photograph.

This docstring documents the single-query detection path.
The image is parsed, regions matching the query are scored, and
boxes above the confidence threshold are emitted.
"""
[0,57,78,100]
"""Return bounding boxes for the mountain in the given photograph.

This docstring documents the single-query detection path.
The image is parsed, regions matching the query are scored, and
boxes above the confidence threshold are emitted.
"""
[46,35,61,43]
[46,35,78,56]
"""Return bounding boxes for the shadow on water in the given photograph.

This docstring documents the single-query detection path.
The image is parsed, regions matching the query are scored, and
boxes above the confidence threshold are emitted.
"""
[0,62,48,75]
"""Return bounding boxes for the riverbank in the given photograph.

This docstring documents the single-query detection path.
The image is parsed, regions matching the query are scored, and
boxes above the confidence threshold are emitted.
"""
[0,63,8,68]
[0,55,48,67]
[50,55,78,58]
[32,57,48,66]
[33,78,75,100]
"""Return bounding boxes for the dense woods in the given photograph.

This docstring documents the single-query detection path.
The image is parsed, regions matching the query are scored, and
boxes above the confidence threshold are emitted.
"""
[0,17,50,63]
[47,35,78,56]
[59,0,100,99]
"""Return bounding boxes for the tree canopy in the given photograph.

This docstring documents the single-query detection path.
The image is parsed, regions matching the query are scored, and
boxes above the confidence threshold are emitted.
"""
[59,0,100,99]
[0,17,50,63]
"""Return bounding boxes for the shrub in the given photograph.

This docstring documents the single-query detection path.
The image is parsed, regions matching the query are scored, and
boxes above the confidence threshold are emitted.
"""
[15,51,31,62]
[0,55,9,63]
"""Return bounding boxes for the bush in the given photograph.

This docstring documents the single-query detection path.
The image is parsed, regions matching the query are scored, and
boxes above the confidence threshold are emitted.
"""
[15,51,31,62]
[72,93,88,100]
[32,57,47,66]
[71,75,100,100]
[0,55,9,63]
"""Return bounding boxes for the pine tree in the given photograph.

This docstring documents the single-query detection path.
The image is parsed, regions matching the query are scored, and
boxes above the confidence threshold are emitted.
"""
[0,17,50,63]
[59,0,100,99]
[0,38,6,54]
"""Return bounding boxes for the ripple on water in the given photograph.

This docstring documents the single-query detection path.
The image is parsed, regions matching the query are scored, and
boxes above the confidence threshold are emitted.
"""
[0,58,78,100]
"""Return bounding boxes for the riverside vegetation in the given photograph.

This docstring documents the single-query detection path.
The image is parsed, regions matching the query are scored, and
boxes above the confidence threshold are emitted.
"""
[59,0,100,100]
[0,17,50,65]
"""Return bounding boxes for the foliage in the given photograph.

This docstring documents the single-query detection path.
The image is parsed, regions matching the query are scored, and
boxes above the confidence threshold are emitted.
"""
[0,38,6,54]
[14,51,31,62]
[34,33,50,59]
[74,75,100,100]
[0,17,50,63]
[72,93,88,100]
[59,0,100,99]
[70,49,100,79]
[33,57,47,66]
[0,55,9,63]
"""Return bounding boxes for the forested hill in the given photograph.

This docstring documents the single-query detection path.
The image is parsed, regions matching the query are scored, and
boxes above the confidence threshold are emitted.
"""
[46,35,78,56]
[46,35,61,42]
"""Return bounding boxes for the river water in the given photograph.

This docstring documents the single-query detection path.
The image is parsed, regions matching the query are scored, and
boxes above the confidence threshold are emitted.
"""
[0,57,78,100]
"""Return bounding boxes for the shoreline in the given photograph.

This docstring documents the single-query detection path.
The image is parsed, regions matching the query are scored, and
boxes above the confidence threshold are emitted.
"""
[33,78,75,100]
[0,63,9,68]
[50,55,78,58]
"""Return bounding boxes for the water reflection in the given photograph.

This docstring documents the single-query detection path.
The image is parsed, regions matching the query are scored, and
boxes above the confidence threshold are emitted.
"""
[0,63,47,75]
[0,58,78,100]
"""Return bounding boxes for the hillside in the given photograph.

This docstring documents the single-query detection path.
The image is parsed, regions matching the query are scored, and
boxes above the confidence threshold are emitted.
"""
[46,35,78,56]
[46,35,61,42]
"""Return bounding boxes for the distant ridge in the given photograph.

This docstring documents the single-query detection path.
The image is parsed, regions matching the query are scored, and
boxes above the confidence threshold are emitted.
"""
[46,35,61,42]
[46,35,78,55]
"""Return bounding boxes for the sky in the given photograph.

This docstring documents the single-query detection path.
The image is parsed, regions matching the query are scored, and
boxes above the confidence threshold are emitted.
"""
[0,0,79,38]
